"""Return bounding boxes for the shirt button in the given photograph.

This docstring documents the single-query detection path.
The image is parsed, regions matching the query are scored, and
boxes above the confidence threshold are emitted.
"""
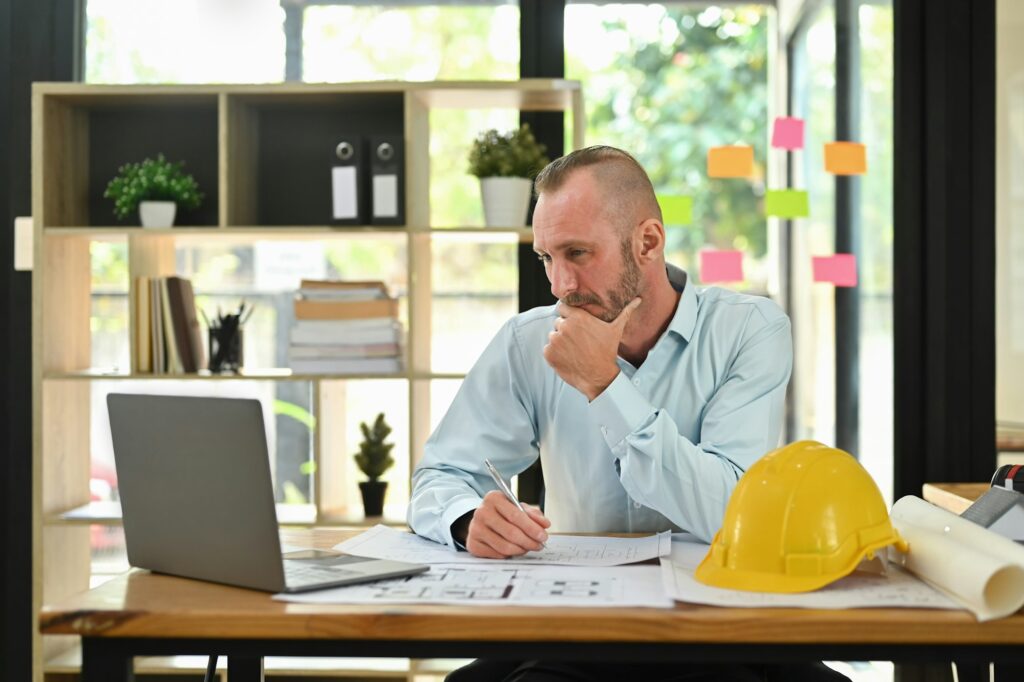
[633,502,642,509]
[633,378,641,386]
[600,426,608,436]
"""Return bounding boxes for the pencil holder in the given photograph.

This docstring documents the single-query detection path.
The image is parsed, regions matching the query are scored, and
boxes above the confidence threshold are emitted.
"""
[208,326,243,373]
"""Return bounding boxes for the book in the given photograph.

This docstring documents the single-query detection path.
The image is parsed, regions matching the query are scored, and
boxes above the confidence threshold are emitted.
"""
[134,276,152,374]
[288,343,401,360]
[290,320,402,346]
[294,297,399,321]
[300,278,388,292]
[159,278,183,374]
[289,356,402,375]
[165,277,197,372]
[151,278,165,373]
[297,287,389,301]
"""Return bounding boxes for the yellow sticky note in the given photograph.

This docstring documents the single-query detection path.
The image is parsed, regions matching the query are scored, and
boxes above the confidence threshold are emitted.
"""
[657,195,693,226]
[764,190,809,218]
[707,146,754,178]
[824,142,867,175]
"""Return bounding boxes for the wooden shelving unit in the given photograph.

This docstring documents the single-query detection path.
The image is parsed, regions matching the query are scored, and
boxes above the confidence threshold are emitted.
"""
[31,79,583,681]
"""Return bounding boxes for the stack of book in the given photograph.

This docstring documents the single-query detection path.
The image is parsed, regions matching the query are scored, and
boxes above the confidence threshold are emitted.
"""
[288,279,403,375]
[133,275,205,374]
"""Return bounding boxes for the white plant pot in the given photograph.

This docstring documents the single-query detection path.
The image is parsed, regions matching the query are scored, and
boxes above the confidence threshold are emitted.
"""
[139,200,177,228]
[480,176,533,228]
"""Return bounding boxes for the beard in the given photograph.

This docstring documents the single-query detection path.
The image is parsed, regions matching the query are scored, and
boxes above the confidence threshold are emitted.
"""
[562,236,642,322]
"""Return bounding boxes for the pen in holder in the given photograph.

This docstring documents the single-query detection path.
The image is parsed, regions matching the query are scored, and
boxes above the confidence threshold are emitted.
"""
[204,303,251,374]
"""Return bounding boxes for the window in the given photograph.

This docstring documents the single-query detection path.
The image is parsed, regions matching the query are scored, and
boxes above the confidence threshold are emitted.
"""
[787,0,894,506]
[997,0,1024,465]
[566,3,771,290]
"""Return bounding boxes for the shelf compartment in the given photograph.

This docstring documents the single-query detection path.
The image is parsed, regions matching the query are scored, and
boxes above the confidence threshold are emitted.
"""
[225,92,405,227]
[38,92,220,228]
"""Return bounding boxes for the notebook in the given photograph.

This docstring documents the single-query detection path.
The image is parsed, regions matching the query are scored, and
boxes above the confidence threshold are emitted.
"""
[106,393,427,593]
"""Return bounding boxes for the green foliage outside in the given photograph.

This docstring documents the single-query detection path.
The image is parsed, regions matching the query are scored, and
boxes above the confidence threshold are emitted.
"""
[468,124,549,178]
[354,413,395,482]
[103,154,203,221]
[567,5,769,264]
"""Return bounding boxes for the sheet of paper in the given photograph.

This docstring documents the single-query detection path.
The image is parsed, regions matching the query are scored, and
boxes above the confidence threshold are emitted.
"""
[699,250,744,283]
[889,495,1024,621]
[707,146,754,178]
[771,116,805,150]
[657,194,693,225]
[764,189,810,218]
[335,525,671,567]
[275,564,673,608]
[824,141,867,175]
[812,254,858,287]
[661,537,960,611]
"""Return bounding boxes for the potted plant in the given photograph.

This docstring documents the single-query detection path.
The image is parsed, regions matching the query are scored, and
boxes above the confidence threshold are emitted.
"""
[354,413,395,517]
[104,153,203,228]
[468,123,549,227]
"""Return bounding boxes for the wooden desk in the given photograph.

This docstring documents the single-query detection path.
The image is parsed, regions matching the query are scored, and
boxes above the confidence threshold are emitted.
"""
[40,528,1024,682]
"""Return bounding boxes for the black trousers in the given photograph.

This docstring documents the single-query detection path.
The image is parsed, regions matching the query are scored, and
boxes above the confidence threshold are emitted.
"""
[445,659,851,682]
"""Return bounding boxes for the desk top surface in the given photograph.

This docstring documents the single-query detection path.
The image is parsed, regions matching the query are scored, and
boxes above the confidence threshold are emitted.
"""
[40,525,1024,645]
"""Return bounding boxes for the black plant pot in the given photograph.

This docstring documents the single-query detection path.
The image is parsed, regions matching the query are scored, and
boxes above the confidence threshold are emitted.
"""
[359,480,388,517]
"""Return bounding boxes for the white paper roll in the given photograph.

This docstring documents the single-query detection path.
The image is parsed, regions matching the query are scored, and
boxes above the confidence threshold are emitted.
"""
[890,495,1024,621]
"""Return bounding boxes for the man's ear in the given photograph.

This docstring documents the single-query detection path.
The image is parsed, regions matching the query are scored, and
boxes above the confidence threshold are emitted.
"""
[636,218,665,263]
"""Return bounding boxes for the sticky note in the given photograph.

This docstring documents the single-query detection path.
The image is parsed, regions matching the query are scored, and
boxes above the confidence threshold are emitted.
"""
[764,189,809,218]
[700,250,744,283]
[824,142,867,175]
[707,146,754,178]
[812,254,858,287]
[771,117,805,150]
[658,195,693,226]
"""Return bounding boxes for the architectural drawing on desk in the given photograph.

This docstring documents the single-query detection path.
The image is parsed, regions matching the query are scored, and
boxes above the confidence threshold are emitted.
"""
[360,566,606,601]
[275,564,674,607]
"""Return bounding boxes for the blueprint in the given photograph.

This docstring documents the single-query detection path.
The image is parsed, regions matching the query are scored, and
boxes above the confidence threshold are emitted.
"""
[661,536,960,611]
[274,563,673,608]
[335,525,671,567]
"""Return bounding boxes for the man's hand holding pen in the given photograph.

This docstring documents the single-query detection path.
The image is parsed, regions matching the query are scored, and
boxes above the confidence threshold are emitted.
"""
[464,490,550,559]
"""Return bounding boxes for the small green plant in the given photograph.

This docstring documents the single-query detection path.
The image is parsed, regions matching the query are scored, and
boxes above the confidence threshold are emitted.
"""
[468,123,550,178]
[103,153,203,221]
[354,413,395,482]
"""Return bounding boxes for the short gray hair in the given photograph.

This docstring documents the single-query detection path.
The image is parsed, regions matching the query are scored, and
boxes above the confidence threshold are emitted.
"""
[534,145,662,227]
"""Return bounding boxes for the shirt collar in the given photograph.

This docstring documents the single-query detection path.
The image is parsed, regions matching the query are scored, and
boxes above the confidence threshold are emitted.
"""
[665,263,698,343]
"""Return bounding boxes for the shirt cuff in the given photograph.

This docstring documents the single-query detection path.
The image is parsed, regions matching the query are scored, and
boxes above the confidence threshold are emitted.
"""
[440,495,484,549]
[588,371,657,451]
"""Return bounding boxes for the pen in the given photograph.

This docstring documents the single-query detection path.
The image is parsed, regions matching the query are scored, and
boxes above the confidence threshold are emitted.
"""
[483,458,526,513]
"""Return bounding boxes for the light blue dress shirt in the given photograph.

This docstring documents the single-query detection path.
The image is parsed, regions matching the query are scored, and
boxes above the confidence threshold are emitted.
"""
[409,264,793,546]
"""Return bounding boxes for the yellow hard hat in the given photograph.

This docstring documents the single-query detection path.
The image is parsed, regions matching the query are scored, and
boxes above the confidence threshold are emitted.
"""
[695,440,907,593]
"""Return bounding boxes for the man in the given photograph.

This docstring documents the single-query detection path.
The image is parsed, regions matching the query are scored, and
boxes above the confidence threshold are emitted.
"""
[409,146,846,682]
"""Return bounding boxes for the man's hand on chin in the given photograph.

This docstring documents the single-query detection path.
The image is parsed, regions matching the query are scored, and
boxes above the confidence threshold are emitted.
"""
[543,297,641,401]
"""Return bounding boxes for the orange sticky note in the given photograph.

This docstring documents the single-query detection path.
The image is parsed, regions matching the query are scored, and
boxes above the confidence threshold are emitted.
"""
[812,254,858,287]
[700,250,744,283]
[707,146,754,178]
[824,142,867,175]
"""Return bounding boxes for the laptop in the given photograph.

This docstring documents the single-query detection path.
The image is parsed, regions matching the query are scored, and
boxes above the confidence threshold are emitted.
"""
[106,393,428,593]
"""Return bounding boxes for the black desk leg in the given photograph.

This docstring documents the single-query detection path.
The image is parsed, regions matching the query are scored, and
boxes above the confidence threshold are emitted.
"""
[228,655,265,682]
[81,637,134,682]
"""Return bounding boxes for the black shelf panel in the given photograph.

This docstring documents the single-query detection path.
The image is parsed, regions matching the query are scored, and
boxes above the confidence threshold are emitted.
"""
[88,103,220,227]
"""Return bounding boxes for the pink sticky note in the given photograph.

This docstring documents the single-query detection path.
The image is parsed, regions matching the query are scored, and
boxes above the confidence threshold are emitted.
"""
[700,250,744,283]
[812,254,858,287]
[771,116,805,150]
